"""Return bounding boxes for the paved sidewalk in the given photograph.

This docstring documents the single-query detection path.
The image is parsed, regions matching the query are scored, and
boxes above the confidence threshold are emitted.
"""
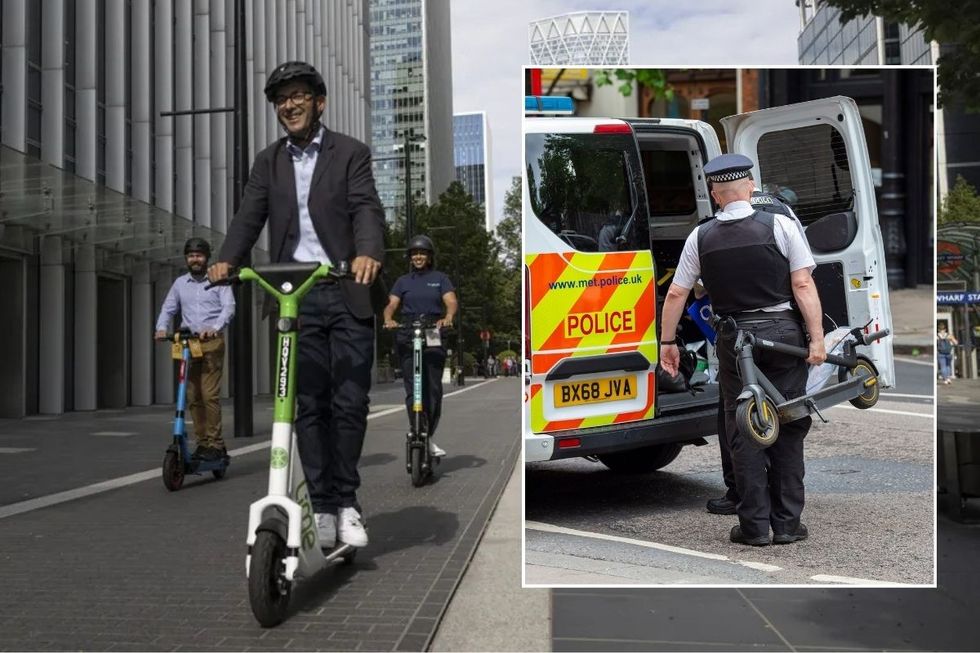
[0,378,520,651]
[889,285,934,356]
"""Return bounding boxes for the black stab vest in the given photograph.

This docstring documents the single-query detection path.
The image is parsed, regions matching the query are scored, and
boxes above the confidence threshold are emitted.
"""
[697,210,792,316]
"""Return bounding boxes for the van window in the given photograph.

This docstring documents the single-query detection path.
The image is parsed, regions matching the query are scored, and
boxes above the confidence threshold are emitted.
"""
[756,123,854,226]
[641,150,697,216]
[526,132,650,252]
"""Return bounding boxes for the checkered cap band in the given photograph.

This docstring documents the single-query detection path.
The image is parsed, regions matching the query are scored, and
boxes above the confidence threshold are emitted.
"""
[707,170,751,182]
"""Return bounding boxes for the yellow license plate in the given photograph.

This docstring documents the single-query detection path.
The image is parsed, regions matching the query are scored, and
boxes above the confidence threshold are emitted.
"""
[553,375,638,408]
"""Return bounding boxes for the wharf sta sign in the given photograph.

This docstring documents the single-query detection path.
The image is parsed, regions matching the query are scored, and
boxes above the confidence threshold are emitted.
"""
[937,291,980,304]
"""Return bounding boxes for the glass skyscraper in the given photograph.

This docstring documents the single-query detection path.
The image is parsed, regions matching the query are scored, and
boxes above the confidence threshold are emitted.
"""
[369,0,454,224]
[453,112,493,231]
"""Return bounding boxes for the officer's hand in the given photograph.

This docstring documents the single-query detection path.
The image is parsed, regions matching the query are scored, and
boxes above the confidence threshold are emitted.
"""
[208,261,232,284]
[351,256,381,285]
[437,317,453,329]
[200,329,218,341]
[384,318,399,330]
[154,330,168,341]
[661,343,680,376]
[807,339,827,365]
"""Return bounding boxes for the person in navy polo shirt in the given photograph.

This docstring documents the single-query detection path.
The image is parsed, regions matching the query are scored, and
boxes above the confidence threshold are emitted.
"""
[383,235,459,458]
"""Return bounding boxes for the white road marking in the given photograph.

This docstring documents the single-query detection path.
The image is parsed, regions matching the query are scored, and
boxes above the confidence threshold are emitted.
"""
[810,574,913,586]
[736,560,783,572]
[829,404,934,418]
[0,447,36,454]
[526,520,730,561]
[91,431,138,437]
[880,392,933,400]
[894,356,936,367]
[0,380,499,521]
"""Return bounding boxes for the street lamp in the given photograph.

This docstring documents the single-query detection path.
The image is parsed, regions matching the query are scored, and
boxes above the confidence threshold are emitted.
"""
[429,225,464,386]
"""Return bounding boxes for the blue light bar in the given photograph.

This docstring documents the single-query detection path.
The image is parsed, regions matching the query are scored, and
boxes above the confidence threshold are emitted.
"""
[525,95,574,115]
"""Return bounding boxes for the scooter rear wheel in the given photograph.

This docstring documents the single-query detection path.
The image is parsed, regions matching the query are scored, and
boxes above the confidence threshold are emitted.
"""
[410,446,425,487]
[249,530,291,628]
[162,450,184,491]
[736,396,780,449]
[840,356,880,409]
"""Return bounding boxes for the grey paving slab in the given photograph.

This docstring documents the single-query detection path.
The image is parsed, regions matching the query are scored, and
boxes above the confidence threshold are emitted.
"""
[551,591,786,648]
[0,378,519,652]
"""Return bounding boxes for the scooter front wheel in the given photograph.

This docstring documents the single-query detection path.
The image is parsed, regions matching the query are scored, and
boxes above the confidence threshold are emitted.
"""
[162,450,184,491]
[840,356,880,409]
[736,396,780,449]
[410,446,425,487]
[248,530,291,628]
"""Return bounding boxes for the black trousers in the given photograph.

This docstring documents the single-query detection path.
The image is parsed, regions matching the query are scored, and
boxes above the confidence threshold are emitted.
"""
[716,397,739,502]
[717,317,811,539]
[397,337,446,438]
[295,283,374,514]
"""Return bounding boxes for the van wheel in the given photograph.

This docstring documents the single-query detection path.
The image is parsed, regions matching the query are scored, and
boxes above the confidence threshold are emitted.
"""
[597,443,683,474]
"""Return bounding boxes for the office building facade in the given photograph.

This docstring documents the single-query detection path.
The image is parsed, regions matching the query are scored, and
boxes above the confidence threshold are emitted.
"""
[0,0,371,417]
[368,0,454,225]
[452,111,493,231]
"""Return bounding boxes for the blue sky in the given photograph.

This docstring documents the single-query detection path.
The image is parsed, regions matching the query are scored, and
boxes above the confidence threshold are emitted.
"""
[450,0,803,227]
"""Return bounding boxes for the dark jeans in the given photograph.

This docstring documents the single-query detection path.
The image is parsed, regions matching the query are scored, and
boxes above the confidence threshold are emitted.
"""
[397,337,446,438]
[295,283,374,514]
[718,317,811,539]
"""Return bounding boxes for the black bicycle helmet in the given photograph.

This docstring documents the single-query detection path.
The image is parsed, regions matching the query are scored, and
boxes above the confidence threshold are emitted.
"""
[406,234,435,267]
[264,61,327,103]
[184,237,211,258]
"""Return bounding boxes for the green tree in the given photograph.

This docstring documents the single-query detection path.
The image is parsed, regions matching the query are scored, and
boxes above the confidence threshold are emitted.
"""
[495,176,522,270]
[594,68,674,100]
[938,175,980,224]
[823,0,980,109]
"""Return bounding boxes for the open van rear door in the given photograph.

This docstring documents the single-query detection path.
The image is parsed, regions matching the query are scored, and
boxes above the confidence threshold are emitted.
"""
[722,96,895,387]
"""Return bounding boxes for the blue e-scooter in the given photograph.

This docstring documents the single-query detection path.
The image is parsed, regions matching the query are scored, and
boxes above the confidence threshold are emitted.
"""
[160,329,230,491]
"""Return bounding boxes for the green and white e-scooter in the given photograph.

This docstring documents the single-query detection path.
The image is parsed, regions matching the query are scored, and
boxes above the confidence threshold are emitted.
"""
[210,261,357,628]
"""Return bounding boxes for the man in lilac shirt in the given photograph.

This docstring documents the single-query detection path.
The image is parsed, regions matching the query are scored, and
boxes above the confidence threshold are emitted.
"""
[155,238,236,460]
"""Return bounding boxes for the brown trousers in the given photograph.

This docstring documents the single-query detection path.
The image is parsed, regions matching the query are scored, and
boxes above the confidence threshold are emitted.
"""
[186,335,225,450]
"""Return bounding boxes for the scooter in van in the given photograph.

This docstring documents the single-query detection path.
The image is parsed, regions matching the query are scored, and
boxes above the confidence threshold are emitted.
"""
[721,316,889,449]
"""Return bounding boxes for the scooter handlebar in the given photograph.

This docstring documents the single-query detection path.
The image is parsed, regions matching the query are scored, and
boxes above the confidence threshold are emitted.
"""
[859,328,890,346]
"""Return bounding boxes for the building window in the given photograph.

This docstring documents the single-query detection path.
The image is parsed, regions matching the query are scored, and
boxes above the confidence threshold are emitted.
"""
[96,0,106,185]
[883,21,901,65]
[65,0,77,172]
[26,0,43,158]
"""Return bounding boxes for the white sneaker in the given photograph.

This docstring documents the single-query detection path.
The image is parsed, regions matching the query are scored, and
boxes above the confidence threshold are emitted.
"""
[338,507,368,547]
[428,440,447,457]
[315,513,336,549]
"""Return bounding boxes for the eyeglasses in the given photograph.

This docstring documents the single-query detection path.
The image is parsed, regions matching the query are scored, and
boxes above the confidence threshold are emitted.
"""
[273,91,314,108]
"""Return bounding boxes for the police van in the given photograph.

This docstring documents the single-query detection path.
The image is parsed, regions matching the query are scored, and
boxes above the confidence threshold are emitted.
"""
[524,95,895,470]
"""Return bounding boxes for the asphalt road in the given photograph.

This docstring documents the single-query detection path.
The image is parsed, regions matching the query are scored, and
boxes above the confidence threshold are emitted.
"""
[525,357,935,586]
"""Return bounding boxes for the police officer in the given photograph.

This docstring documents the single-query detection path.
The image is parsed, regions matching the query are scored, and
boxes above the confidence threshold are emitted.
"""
[706,185,810,516]
[661,153,826,546]
[155,238,236,460]
[383,235,458,458]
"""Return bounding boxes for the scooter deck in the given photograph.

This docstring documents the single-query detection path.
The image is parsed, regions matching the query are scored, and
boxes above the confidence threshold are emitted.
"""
[776,372,875,423]
[320,542,356,561]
